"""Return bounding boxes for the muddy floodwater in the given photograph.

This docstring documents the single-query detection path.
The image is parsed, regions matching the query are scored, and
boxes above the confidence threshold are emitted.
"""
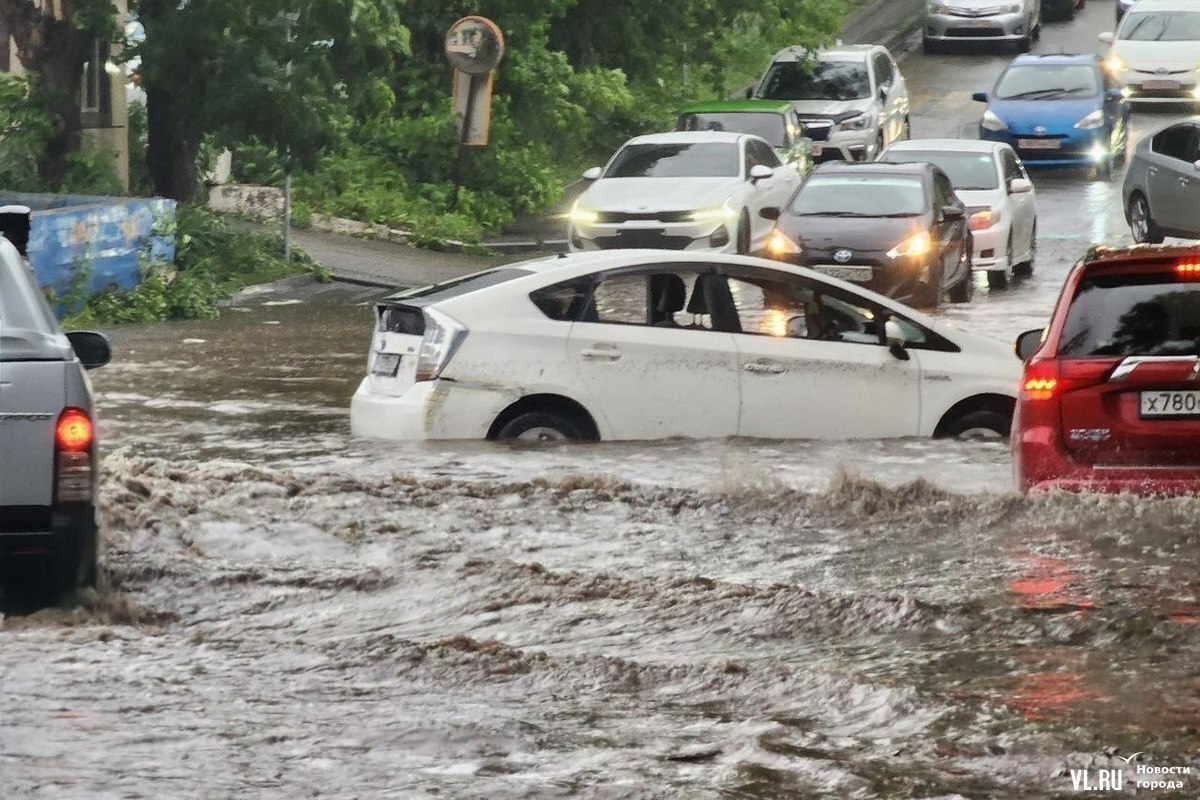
[1,294,1198,799]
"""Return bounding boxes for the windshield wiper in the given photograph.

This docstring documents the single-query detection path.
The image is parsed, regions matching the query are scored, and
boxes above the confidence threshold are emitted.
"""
[1001,88,1071,100]
[796,211,875,217]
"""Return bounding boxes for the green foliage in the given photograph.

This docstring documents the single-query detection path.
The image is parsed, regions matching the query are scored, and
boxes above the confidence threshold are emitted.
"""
[0,74,53,191]
[60,148,124,195]
[126,101,155,196]
[63,207,328,327]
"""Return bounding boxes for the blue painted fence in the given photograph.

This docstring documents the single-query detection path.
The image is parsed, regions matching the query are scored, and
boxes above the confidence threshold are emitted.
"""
[0,192,176,309]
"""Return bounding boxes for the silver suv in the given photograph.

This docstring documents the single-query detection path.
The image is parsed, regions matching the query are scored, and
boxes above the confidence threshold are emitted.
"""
[0,207,110,596]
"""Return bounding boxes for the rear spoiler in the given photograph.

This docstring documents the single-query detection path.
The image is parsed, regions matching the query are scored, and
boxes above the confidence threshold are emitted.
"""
[0,205,32,256]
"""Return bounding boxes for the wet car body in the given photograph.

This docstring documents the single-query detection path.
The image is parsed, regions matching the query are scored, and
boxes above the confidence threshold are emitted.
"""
[1121,116,1200,243]
[349,251,1019,443]
[0,209,110,594]
[677,100,814,177]
[764,162,973,307]
[1014,244,1200,493]
[975,54,1130,176]
[923,0,1042,53]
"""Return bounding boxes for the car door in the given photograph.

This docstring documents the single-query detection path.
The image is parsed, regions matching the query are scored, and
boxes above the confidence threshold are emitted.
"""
[716,265,921,439]
[744,139,798,250]
[931,170,969,291]
[874,51,907,146]
[1000,148,1036,260]
[1146,123,1197,234]
[1163,124,1200,237]
[566,265,741,440]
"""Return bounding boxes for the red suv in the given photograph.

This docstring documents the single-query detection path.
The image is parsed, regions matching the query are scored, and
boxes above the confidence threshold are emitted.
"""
[1014,245,1200,493]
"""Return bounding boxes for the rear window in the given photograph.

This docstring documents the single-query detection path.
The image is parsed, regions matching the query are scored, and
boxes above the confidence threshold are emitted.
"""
[1058,273,1200,357]
[606,143,740,179]
[388,268,532,306]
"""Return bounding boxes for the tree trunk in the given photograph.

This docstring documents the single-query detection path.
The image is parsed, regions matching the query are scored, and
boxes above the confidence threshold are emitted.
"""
[144,83,199,202]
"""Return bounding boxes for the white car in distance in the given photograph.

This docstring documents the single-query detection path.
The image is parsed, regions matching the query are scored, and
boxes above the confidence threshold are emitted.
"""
[350,251,1021,443]
[1099,0,1200,105]
[567,131,798,256]
[879,139,1037,289]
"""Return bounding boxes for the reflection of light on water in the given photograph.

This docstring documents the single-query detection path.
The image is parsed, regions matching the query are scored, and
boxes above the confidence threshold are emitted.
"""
[1086,178,1120,245]
[1010,671,1095,721]
[764,308,788,337]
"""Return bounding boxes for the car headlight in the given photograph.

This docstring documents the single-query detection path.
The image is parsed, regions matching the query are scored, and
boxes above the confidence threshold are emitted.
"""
[839,113,872,131]
[887,231,932,260]
[1074,109,1105,130]
[766,230,802,258]
[981,110,1008,131]
[1105,55,1125,74]
[690,201,735,222]
[969,208,1002,231]
[568,203,599,225]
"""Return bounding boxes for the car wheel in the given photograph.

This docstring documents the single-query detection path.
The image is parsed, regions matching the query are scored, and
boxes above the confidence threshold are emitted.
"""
[1014,222,1036,277]
[736,211,751,255]
[923,35,939,54]
[495,411,586,442]
[1128,193,1165,244]
[948,247,973,303]
[946,409,1011,440]
[50,517,98,598]
[1016,30,1032,53]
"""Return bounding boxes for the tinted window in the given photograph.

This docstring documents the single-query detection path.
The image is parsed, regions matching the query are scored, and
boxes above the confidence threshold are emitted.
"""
[588,271,715,329]
[880,150,999,190]
[873,53,894,87]
[1119,10,1200,40]
[1058,274,1200,357]
[389,268,532,305]
[758,61,871,102]
[606,143,740,179]
[791,175,926,217]
[1151,125,1200,162]
[727,275,882,345]
[678,112,786,147]
[749,139,781,168]
[993,65,1101,99]
[530,278,592,321]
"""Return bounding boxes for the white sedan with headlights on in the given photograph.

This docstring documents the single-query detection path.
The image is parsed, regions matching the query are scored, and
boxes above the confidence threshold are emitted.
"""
[350,251,1022,443]
[1099,0,1200,105]
[567,131,799,256]
[879,139,1037,289]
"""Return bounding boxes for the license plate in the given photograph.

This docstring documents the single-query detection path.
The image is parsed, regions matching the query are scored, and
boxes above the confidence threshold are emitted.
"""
[372,352,401,376]
[811,144,823,157]
[1141,80,1180,91]
[1140,390,1200,418]
[813,265,873,282]
[1018,138,1061,150]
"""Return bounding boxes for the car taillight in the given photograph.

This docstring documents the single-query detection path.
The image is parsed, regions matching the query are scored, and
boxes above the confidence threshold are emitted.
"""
[414,308,468,382]
[969,209,1000,231]
[1021,363,1061,401]
[1177,261,1200,278]
[55,408,94,503]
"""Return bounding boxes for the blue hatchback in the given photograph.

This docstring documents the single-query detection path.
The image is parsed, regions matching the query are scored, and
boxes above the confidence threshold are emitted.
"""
[973,54,1130,178]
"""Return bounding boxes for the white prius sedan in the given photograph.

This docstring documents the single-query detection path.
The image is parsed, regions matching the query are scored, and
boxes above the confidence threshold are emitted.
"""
[568,131,799,255]
[879,139,1037,289]
[350,252,1021,442]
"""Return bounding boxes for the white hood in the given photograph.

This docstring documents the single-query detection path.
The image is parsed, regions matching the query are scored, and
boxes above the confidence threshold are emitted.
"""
[1113,40,1200,69]
[576,177,740,213]
[954,188,1006,210]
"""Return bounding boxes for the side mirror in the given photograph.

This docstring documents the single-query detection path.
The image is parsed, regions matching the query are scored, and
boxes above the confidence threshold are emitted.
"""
[1098,32,1115,44]
[1015,328,1044,361]
[582,166,603,181]
[1008,177,1033,194]
[940,205,965,221]
[66,331,111,370]
[884,319,910,361]
[760,206,781,220]
[879,85,889,102]
[749,164,775,182]
[971,91,988,103]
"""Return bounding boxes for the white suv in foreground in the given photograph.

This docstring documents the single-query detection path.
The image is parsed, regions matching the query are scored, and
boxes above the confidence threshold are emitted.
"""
[752,44,910,163]
[350,251,1020,442]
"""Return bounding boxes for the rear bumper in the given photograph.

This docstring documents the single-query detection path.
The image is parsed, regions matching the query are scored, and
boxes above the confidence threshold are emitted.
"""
[1016,427,1200,494]
[349,377,509,441]
[0,506,95,556]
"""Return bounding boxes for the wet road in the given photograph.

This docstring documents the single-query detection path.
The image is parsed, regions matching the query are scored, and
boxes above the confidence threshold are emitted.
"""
[6,3,1200,797]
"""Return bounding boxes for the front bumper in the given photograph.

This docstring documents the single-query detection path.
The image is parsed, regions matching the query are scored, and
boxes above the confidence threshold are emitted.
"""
[925,10,1032,42]
[969,223,1008,271]
[350,377,510,441]
[1015,425,1200,494]
[569,219,737,252]
[981,128,1109,167]
[782,251,934,303]
[799,121,874,163]
[1112,73,1200,105]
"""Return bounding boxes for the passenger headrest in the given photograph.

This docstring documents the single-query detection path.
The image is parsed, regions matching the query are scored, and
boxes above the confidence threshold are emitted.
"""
[652,274,687,314]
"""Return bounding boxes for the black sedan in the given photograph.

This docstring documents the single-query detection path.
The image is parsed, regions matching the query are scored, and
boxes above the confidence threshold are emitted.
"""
[761,162,973,308]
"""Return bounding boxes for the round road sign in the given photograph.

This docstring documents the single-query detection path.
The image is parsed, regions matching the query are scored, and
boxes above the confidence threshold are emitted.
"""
[445,16,505,75]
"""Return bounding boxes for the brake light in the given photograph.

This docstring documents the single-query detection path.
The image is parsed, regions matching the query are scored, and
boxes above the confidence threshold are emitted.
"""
[1023,377,1059,400]
[56,408,93,451]
[414,308,468,382]
[1022,361,1061,401]
[1177,261,1200,278]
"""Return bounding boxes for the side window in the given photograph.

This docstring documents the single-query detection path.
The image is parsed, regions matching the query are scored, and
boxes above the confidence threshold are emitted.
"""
[931,173,952,209]
[1185,126,1200,163]
[873,53,893,89]
[725,272,882,345]
[589,270,716,330]
[529,278,592,321]
[1001,151,1023,183]
[751,140,781,168]
[1152,125,1189,161]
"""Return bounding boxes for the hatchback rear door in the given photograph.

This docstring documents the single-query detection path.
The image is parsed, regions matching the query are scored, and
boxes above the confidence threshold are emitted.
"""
[1054,264,1200,466]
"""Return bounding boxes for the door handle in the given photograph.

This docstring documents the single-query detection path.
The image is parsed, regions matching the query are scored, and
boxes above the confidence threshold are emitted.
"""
[580,346,621,361]
[1148,166,1158,175]
[743,361,785,375]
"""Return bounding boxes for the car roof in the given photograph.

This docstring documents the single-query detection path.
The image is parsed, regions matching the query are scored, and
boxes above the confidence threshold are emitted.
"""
[680,100,792,115]
[1124,0,1200,10]
[885,139,1004,155]
[624,131,749,146]
[1010,53,1101,67]
[767,44,878,64]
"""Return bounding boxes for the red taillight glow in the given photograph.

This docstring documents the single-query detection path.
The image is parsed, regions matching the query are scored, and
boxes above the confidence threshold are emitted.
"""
[969,210,996,231]
[1023,376,1059,401]
[56,408,93,452]
[1177,261,1200,278]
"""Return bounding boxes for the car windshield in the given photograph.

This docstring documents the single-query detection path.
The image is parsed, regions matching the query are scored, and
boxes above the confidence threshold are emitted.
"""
[678,112,787,147]
[605,142,740,178]
[1119,10,1200,41]
[1058,274,1200,357]
[879,151,999,190]
[993,65,1101,99]
[757,61,871,102]
[790,175,926,217]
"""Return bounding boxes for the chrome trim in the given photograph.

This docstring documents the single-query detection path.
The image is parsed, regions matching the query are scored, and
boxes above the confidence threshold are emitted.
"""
[1108,355,1200,382]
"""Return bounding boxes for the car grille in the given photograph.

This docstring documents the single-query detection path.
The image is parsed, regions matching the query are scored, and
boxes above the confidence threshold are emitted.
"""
[593,230,694,250]
[594,210,691,224]
[1130,85,1196,99]
[948,5,1007,16]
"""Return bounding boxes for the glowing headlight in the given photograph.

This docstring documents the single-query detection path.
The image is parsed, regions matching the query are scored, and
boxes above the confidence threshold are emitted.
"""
[981,110,1007,132]
[690,202,735,222]
[887,231,932,260]
[1105,55,1125,74]
[839,113,872,131]
[1074,109,1105,130]
[568,203,599,225]
[1089,144,1109,163]
[766,230,802,258]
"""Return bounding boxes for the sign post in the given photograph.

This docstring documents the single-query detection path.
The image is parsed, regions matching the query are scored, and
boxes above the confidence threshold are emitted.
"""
[446,16,504,207]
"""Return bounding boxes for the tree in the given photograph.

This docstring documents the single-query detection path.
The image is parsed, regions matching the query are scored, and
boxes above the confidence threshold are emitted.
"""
[0,0,117,189]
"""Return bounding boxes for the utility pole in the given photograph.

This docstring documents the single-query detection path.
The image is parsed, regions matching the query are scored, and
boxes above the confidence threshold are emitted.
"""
[273,11,300,262]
